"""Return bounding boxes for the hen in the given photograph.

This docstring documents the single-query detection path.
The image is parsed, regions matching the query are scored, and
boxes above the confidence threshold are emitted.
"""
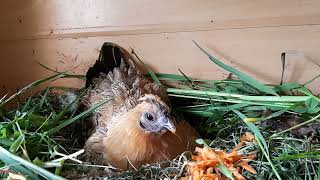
[83,42,199,170]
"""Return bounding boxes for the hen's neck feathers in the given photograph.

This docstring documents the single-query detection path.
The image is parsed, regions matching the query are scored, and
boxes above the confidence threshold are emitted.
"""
[102,103,173,168]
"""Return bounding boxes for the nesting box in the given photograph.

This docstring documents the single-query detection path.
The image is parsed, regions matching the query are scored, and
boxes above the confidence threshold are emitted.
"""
[1,1,320,180]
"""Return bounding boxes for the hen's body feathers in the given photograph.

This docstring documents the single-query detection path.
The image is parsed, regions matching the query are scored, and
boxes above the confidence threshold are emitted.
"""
[83,43,198,169]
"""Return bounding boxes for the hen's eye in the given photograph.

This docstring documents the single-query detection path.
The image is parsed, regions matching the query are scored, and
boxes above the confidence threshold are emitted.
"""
[145,113,154,121]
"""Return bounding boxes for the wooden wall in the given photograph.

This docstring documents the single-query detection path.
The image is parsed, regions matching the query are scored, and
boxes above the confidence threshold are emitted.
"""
[1,0,320,96]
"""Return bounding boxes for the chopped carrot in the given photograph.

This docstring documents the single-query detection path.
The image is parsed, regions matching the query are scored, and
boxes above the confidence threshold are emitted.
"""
[236,161,257,174]
[186,132,257,180]
[232,167,246,180]
[240,132,255,142]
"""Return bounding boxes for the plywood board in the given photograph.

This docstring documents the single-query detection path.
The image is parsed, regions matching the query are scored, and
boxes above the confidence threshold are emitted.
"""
[1,1,320,96]
[0,0,320,40]
[1,25,320,96]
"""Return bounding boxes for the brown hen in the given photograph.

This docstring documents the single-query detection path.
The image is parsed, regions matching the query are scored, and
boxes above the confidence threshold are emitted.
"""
[83,42,199,170]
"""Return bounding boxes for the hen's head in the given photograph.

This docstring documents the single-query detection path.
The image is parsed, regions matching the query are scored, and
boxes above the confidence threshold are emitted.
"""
[137,94,176,134]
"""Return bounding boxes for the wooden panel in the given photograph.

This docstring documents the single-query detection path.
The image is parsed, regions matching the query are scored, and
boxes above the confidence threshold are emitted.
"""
[1,25,320,96]
[1,0,320,40]
[1,1,320,96]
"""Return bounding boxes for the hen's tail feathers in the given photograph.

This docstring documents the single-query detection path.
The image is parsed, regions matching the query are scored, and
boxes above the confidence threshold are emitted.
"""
[86,42,126,88]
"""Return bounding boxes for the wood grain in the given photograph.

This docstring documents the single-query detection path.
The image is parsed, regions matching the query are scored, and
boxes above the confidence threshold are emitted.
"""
[1,0,320,40]
[1,0,320,96]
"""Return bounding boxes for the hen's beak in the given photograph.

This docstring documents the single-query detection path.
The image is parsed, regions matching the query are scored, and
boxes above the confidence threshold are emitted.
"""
[162,119,176,133]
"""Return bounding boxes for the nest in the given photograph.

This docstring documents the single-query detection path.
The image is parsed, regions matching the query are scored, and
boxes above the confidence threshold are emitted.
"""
[0,42,319,179]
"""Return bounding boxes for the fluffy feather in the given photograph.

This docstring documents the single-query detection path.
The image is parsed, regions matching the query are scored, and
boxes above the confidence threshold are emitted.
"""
[83,42,198,169]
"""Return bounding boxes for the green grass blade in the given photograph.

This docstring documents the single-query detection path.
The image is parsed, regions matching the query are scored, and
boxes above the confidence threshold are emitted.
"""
[55,160,64,176]
[0,158,40,180]
[233,110,281,180]
[0,72,85,108]
[0,146,65,180]
[273,82,301,92]
[178,110,213,117]
[144,65,162,85]
[193,41,278,96]
[274,151,320,161]
[0,73,63,107]
[299,86,320,102]
[9,134,24,153]
[37,62,85,79]
[317,163,320,180]
[130,48,161,85]
[0,138,14,147]
[21,97,32,113]
[217,163,235,180]
[51,91,85,123]
[207,103,249,111]
[196,139,235,179]
[233,110,269,155]
[46,98,112,135]
[155,73,192,81]
[261,109,287,121]
[167,88,308,102]
[256,136,282,180]
[37,89,49,111]
[168,93,292,108]
[244,106,284,111]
